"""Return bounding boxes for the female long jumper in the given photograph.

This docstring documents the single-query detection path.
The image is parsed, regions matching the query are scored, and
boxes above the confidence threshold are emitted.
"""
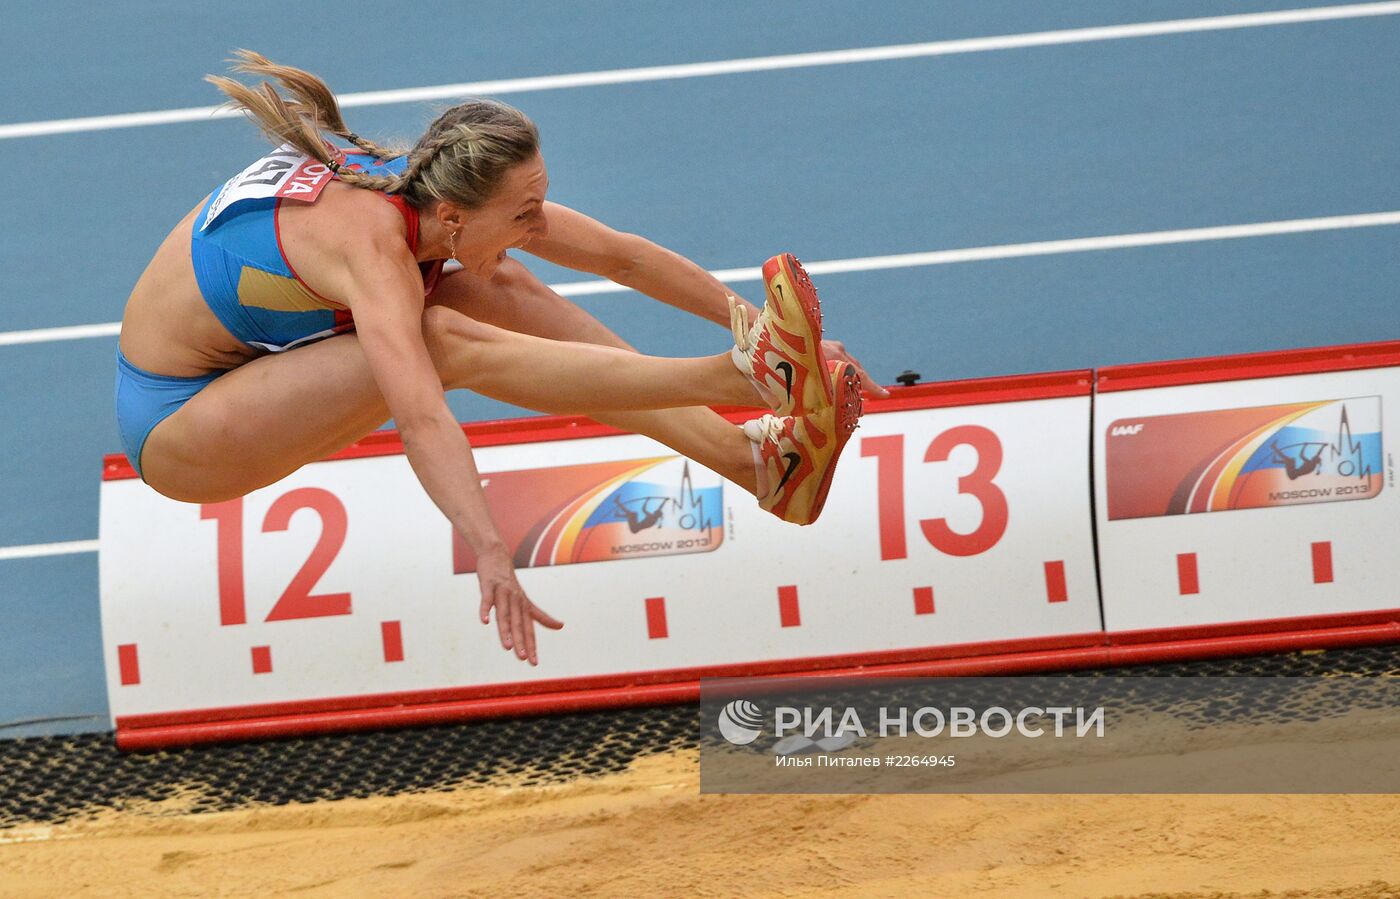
[116,52,880,666]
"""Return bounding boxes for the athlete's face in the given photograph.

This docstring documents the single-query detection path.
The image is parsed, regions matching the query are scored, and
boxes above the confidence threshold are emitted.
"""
[451,153,550,277]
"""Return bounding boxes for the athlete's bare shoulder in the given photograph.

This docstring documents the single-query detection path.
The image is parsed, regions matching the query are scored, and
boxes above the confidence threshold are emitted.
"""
[310,180,408,229]
[281,180,411,258]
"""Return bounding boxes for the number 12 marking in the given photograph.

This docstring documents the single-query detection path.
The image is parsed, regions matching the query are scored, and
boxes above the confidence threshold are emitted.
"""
[200,488,352,626]
[860,426,1009,560]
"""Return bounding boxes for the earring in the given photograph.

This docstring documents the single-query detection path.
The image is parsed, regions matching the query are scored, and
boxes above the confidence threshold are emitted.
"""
[446,229,460,263]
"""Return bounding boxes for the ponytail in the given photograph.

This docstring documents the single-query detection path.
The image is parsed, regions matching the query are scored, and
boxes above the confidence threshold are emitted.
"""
[207,50,540,208]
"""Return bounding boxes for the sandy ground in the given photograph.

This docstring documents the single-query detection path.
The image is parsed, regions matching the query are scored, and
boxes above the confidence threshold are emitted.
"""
[2,749,1398,899]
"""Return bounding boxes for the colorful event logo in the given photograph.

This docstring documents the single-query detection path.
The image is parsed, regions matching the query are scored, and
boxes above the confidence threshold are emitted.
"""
[453,456,724,572]
[1105,397,1383,520]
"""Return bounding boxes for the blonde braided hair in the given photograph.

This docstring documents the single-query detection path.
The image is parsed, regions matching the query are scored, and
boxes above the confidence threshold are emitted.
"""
[206,50,540,208]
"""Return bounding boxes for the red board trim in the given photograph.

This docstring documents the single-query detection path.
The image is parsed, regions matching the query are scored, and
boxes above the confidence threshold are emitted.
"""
[117,632,1100,734]
[1108,606,1400,644]
[117,644,140,686]
[101,369,1093,482]
[114,612,1400,750]
[1044,561,1068,603]
[381,621,404,663]
[1097,339,1400,393]
[1311,541,1334,585]
[1177,553,1200,596]
[645,597,668,640]
[777,585,801,628]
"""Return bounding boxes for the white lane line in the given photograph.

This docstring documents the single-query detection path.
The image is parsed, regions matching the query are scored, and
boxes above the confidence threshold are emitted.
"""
[3,3,1398,140]
[548,210,1400,295]
[4,209,1400,346]
[0,540,99,561]
[0,322,121,346]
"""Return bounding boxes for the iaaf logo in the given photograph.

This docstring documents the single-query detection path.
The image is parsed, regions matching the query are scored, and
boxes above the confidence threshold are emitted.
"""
[1110,423,1145,437]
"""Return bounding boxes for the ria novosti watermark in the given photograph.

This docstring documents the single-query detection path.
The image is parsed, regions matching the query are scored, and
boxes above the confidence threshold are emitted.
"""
[764,702,1105,742]
[700,676,1400,794]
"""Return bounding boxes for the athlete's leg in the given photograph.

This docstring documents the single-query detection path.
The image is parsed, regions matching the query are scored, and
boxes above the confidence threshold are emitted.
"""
[429,260,759,492]
[141,305,759,503]
[419,310,759,413]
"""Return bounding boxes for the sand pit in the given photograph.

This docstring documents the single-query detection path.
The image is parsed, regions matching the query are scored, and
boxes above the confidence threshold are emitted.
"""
[2,748,1398,898]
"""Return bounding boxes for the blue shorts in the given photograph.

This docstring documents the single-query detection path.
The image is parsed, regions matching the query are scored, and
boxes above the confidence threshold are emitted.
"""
[114,349,225,480]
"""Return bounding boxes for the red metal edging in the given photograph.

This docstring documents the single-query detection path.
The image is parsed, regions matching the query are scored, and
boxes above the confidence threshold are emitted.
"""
[114,616,1400,751]
[1096,339,1400,393]
[1106,606,1400,645]
[115,631,1102,736]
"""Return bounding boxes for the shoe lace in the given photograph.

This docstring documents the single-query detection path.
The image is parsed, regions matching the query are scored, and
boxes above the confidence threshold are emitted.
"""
[728,295,757,354]
[742,414,787,445]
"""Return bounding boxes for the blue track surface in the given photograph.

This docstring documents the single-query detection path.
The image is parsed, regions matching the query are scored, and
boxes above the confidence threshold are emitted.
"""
[2,1,1397,736]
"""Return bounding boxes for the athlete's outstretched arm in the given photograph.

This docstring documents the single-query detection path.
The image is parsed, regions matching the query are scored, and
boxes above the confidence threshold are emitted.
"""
[338,233,563,666]
[528,202,755,326]
[528,202,890,397]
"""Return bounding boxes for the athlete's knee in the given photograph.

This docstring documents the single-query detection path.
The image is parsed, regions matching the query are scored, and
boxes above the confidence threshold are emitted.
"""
[141,440,247,504]
[491,257,574,318]
[146,472,245,506]
[491,256,607,331]
[421,304,494,344]
[420,305,496,383]
[489,256,535,293]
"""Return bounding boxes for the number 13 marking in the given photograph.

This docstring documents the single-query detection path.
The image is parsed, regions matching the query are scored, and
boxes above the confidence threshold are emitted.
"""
[860,426,1009,560]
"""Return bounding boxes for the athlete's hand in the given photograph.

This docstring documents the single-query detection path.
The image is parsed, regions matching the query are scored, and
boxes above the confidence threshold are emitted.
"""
[476,548,564,666]
[823,339,891,399]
